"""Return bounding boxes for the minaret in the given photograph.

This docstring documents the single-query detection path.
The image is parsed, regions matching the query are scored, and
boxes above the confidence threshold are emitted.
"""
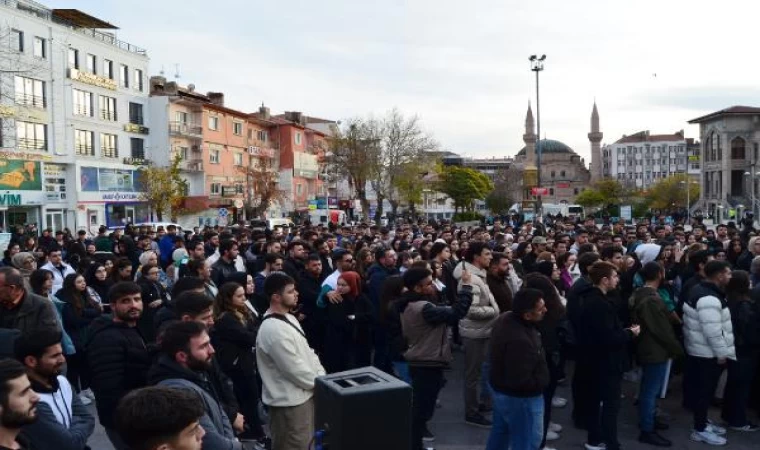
[523,103,538,202]
[588,101,603,182]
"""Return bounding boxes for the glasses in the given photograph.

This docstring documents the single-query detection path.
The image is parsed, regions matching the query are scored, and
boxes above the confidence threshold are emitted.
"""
[148,270,160,275]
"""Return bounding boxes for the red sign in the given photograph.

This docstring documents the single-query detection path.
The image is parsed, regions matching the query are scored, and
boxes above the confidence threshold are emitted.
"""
[556,183,570,189]
[531,187,549,196]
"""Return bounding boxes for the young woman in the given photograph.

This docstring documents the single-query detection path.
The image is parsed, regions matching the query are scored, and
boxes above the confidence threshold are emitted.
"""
[727,238,744,268]
[355,248,374,282]
[227,272,260,318]
[136,250,173,291]
[1,243,20,267]
[85,263,113,309]
[557,252,577,291]
[322,271,374,373]
[136,263,169,344]
[110,257,134,283]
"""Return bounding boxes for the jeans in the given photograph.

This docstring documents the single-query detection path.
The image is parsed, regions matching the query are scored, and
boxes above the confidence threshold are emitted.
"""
[373,327,392,374]
[585,372,622,450]
[722,353,759,426]
[486,392,544,450]
[464,337,491,416]
[410,366,444,450]
[393,360,412,384]
[686,355,721,432]
[639,361,669,432]
[541,350,561,447]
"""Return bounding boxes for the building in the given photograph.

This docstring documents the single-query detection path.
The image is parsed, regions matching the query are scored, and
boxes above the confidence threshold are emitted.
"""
[689,105,760,220]
[601,130,695,189]
[0,1,151,232]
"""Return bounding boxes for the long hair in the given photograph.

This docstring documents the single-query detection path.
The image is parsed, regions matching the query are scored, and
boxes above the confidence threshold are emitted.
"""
[111,258,133,283]
[29,269,53,296]
[214,282,250,324]
[524,272,565,323]
[726,270,750,304]
[338,271,362,298]
[60,273,90,316]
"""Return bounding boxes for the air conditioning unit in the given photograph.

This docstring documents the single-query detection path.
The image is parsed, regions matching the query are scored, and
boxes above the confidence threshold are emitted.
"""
[191,145,201,153]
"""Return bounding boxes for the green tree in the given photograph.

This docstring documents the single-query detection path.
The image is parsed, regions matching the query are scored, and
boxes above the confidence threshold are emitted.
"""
[574,188,606,209]
[437,166,493,212]
[648,174,701,210]
[138,154,188,221]
[330,118,382,217]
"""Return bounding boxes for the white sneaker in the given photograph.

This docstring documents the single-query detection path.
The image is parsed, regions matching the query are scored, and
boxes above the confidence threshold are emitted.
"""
[584,443,606,450]
[543,447,558,450]
[706,423,727,436]
[78,394,92,406]
[552,396,568,408]
[546,430,560,441]
[82,388,95,400]
[549,422,563,433]
[690,429,727,446]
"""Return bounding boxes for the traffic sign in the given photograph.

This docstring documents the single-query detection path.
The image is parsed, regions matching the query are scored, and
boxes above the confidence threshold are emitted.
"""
[218,208,229,217]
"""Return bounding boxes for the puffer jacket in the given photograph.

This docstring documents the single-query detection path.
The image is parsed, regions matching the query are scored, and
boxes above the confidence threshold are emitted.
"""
[683,281,736,360]
[453,261,500,339]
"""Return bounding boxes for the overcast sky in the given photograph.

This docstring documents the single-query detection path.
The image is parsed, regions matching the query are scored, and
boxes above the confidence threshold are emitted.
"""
[45,0,760,161]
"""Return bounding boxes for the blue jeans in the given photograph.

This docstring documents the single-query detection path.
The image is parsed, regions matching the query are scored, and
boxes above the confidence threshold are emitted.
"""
[486,392,544,450]
[392,361,412,384]
[639,361,668,432]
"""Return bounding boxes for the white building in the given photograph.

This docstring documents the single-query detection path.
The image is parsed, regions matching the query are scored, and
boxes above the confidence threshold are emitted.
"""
[601,130,697,189]
[0,1,151,233]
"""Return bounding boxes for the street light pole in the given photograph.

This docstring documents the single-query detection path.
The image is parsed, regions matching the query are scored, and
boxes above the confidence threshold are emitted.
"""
[530,54,546,218]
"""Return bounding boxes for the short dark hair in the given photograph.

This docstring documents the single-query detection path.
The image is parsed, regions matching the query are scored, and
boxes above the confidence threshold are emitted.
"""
[219,239,237,255]
[402,267,432,289]
[577,243,596,256]
[171,276,206,299]
[14,328,63,362]
[489,252,508,267]
[306,253,322,263]
[600,245,624,261]
[108,281,142,304]
[288,241,304,252]
[265,252,284,265]
[264,272,295,299]
[174,292,214,319]
[160,321,207,358]
[705,260,731,279]
[0,267,24,289]
[577,252,600,276]
[141,263,159,276]
[465,241,489,263]
[429,242,449,260]
[640,261,664,282]
[588,261,618,285]
[116,386,205,450]
[374,247,391,262]
[512,288,544,316]
[186,258,206,276]
[0,359,26,409]
[689,249,711,271]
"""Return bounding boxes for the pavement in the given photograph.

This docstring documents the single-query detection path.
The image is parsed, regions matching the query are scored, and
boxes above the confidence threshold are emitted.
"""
[84,351,760,450]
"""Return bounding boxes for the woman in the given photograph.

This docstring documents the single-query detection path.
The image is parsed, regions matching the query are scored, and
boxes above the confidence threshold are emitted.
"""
[2,243,20,267]
[727,239,744,268]
[557,252,576,291]
[136,250,173,290]
[322,271,373,373]
[57,273,102,406]
[227,272,260,318]
[187,258,218,298]
[85,263,113,309]
[29,269,76,359]
[449,240,461,264]
[383,275,410,382]
[355,248,374,281]
[10,251,36,291]
[110,257,134,283]
[212,282,265,442]
[136,263,169,344]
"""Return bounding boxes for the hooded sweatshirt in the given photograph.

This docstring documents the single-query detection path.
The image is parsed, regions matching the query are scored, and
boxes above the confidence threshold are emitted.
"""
[453,261,499,339]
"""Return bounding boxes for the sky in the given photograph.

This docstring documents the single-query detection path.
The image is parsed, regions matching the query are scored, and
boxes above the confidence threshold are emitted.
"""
[43,0,760,161]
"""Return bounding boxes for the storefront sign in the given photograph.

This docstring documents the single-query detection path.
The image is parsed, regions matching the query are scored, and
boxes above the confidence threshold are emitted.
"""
[0,106,47,122]
[101,192,141,201]
[0,160,42,190]
[221,186,237,198]
[69,68,117,90]
[0,194,22,206]
[81,167,141,192]
[123,157,149,166]
[124,123,150,134]
[44,163,67,202]
[308,200,318,211]
[0,150,52,161]
[248,146,275,158]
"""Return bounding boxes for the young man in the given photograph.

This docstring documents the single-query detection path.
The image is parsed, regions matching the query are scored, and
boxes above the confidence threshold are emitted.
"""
[298,254,326,353]
[0,267,60,335]
[210,240,240,287]
[486,288,549,450]
[86,282,152,450]
[282,241,307,282]
[0,359,39,450]
[116,386,206,450]
[257,272,325,450]
[39,249,75,295]
[253,253,284,296]
[14,328,95,450]
[486,252,513,313]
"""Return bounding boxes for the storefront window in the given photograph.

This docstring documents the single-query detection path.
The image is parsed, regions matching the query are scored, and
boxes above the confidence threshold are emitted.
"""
[105,203,151,228]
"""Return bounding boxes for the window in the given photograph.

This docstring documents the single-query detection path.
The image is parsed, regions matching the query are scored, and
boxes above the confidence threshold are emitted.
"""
[257,130,268,142]
[550,170,555,178]
[233,121,243,135]
[72,89,93,116]
[130,138,145,159]
[178,146,189,160]
[103,59,114,79]
[134,69,144,91]
[296,183,303,195]
[175,111,188,124]
[33,37,45,58]
[549,188,554,195]
[208,116,219,131]
[560,170,566,177]
[75,130,94,156]
[233,152,243,166]
[128,102,144,124]
[99,95,117,121]
[86,54,96,74]
[731,137,746,160]
[16,121,46,150]
[120,64,129,88]
[574,188,579,195]
[295,132,302,145]
[235,183,244,194]
[210,149,220,164]
[14,76,45,108]
[210,183,221,196]
[68,48,79,69]
[11,29,23,52]
[101,133,118,158]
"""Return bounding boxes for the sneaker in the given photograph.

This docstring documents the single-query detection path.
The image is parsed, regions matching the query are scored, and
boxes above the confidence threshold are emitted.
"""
[584,443,606,450]
[422,425,435,442]
[729,422,760,432]
[638,431,672,447]
[549,422,563,433]
[465,413,492,428]
[690,430,727,446]
[552,396,568,408]
[82,388,95,400]
[543,447,558,450]
[706,422,727,436]
[655,419,670,431]
[78,394,92,406]
[546,430,560,441]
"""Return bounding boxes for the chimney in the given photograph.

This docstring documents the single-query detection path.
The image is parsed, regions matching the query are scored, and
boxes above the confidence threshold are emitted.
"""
[259,104,270,120]
[149,76,167,95]
[207,92,224,107]
[676,129,684,137]
[289,111,304,124]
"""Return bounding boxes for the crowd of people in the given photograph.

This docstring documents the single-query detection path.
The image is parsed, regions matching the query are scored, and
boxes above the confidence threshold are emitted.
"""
[0,215,759,450]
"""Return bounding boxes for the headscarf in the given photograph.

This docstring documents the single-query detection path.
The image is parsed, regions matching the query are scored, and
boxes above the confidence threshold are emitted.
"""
[635,243,662,265]
[138,250,157,267]
[339,271,362,298]
[11,252,33,271]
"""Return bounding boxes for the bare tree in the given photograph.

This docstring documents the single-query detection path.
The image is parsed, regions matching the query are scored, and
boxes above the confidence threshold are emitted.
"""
[240,157,288,219]
[330,117,382,217]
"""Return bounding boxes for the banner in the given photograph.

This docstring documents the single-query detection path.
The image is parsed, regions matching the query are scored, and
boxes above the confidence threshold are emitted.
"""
[0,159,42,191]
[81,167,143,192]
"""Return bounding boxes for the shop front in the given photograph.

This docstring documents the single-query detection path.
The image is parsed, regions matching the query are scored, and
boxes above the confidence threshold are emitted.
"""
[0,158,44,232]
[76,165,150,232]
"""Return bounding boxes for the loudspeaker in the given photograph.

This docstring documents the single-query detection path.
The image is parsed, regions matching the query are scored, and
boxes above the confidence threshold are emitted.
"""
[315,366,412,450]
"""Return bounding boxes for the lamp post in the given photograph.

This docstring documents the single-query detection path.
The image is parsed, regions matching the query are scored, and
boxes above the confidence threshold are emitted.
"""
[680,179,698,226]
[744,170,760,220]
[529,54,546,218]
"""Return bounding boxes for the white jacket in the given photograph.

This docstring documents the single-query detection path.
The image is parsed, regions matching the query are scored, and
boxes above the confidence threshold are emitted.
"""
[682,292,736,360]
[453,261,500,339]
[256,311,325,407]
[40,262,76,295]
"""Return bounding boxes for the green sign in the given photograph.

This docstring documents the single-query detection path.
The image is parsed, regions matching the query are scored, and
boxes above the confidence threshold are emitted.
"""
[0,159,42,191]
[0,194,21,206]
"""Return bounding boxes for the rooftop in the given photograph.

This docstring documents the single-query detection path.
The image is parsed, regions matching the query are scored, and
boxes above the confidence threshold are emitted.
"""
[614,130,685,144]
[517,139,575,156]
[688,105,760,124]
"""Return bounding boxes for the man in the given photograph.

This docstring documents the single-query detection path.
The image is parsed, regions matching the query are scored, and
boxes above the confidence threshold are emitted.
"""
[14,328,95,449]
[174,291,216,327]
[313,238,333,277]
[257,272,325,450]
[570,229,590,255]
[399,267,473,450]
[94,226,113,252]
[116,386,206,450]
[253,253,284,296]
[321,249,355,292]
[179,241,207,279]
[282,241,307,282]
[86,282,152,450]
[486,288,549,450]
[715,224,730,250]
[37,228,55,252]
[254,241,283,273]
[150,321,246,450]
[0,267,59,334]
[522,236,546,273]
[453,241,500,427]
[678,250,713,314]
[683,260,735,446]
[204,232,221,258]
[210,240,240,287]
[486,252,513,313]
[366,247,399,371]
[0,359,39,450]
[40,249,75,295]
[160,225,179,268]
[298,254,326,353]
[631,262,683,447]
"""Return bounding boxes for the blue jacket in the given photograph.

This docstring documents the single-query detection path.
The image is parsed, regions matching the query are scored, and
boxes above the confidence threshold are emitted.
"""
[366,263,400,310]
[159,234,176,265]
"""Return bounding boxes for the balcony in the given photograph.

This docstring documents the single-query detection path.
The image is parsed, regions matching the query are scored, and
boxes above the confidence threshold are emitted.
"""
[169,121,203,139]
[182,159,204,172]
[16,138,47,151]
[15,93,46,108]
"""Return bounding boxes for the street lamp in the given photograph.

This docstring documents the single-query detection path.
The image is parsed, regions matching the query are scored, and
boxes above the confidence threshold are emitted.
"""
[680,179,698,226]
[529,54,546,218]
[744,171,760,220]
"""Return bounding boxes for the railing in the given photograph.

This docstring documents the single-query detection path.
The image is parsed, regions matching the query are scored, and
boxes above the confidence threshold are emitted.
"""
[73,106,93,117]
[75,145,94,156]
[101,111,117,121]
[182,159,204,172]
[102,148,118,158]
[15,93,46,108]
[17,138,46,150]
[169,122,203,137]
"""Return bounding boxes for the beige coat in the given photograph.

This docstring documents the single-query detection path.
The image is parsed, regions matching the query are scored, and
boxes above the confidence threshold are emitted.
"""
[453,261,500,339]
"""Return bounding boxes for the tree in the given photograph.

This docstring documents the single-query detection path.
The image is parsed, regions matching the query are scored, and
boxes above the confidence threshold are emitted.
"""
[138,154,189,221]
[394,162,430,216]
[239,158,287,219]
[574,189,606,209]
[485,166,522,216]
[330,118,382,218]
[437,166,493,212]
[648,174,701,210]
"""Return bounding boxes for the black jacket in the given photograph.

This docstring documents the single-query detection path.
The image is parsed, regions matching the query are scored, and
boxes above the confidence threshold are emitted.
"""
[137,278,168,344]
[211,312,259,378]
[566,276,594,337]
[577,286,634,375]
[283,258,305,282]
[490,312,550,397]
[728,296,760,356]
[85,316,151,428]
[58,292,100,351]
[211,258,238,287]
[297,271,326,351]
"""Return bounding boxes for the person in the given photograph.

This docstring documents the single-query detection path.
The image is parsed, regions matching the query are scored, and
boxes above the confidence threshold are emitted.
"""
[683,260,735,446]
[486,288,549,450]
[136,251,173,293]
[297,254,326,354]
[159,224,180,268]
[136,263,169,344]
[257,272,325,450]
[578,261,640,450]
[86,281,152,450]
[0,359,39,450]
[40,249,75,295]
[486,252,513,313]
[253,253,284,301]
[115,386,206,450]
[9,253,35,292]
[150,321,246,450]
[366,247,399,371]
[188,259,218,299]
[282,241,307,282]
[84,263,113,310]
[110,258,134,284]
[0,267,60,334]
[453,241,499,427]
[14,328,95,450]
[321,271,373,373]
[210,240,240,287]
[399,267,474,449]
[630,262,684,447]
